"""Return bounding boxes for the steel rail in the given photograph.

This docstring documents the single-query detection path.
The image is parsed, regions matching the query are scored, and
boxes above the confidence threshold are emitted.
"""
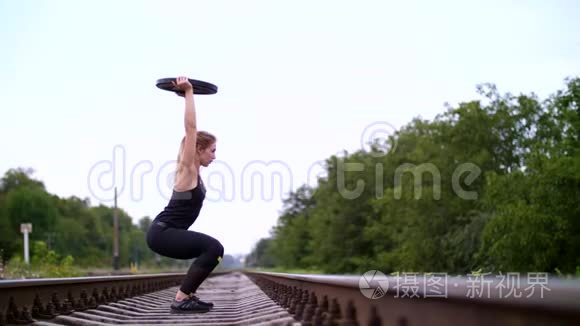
[245,271,580,326]
[2,271,579,325]
[0,273,185,325]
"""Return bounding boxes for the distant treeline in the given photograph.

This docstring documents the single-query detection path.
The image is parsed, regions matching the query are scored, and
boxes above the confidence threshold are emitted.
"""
[0,168,157,268]
[0,169,242,272]
[246,78,580,275]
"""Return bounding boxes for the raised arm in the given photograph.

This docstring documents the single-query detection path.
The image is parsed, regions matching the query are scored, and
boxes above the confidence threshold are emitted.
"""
[174,77,197,169]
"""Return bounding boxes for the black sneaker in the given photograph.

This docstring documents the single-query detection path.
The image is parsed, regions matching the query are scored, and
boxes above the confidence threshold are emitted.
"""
[170,297,211,313]
[190,294,214,308]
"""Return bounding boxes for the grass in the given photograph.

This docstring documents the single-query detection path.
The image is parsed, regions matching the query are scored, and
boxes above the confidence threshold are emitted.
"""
[245,267,325,274]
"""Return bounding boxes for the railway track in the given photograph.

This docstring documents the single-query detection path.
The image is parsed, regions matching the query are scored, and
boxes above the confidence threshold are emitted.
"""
[1,271,579,325]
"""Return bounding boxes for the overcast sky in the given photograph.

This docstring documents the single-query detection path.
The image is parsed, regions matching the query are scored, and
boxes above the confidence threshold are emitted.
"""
[1,0,579,256]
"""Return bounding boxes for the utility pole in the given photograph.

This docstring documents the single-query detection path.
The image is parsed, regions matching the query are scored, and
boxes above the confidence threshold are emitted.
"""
[113,187,120,271]
[46,232,55,250]
[20,223,32,264]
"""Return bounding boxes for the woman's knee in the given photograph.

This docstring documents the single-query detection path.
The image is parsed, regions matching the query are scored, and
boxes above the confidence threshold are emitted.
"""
[210,238,224,258]
[195,238,223,269]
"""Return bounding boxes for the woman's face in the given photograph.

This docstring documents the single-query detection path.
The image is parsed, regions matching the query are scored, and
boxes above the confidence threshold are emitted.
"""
[198,142,216,167]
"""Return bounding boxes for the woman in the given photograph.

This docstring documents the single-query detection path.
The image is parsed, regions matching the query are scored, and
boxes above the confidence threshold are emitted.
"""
[146,76,223,313]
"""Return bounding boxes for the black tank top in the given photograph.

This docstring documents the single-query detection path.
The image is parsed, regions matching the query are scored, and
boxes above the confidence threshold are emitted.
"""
[154,177,206,229]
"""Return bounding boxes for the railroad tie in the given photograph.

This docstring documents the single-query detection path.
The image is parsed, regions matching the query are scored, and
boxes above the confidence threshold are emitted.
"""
[31,272,299,326]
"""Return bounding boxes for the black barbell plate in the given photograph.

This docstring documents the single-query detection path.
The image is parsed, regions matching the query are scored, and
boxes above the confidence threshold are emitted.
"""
[156,78,218,95]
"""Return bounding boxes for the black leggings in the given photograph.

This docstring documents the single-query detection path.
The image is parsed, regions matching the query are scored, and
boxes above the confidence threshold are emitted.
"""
[146,222,224,294]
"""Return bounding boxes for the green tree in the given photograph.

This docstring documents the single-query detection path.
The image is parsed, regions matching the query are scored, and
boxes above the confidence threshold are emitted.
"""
[4,186,58,246]
[261,77,580,275]
[0,168,45,193]
[246,238,276,268]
